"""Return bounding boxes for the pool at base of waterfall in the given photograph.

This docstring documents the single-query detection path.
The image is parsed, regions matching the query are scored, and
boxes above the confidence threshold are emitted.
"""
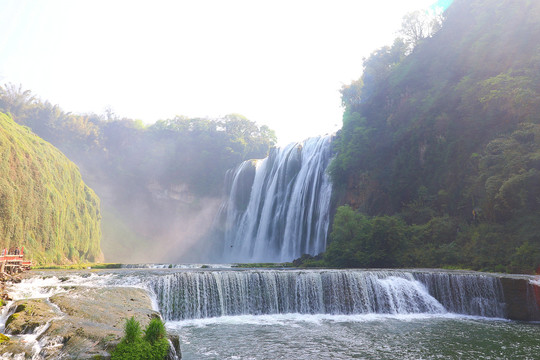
[3,268,538,360]
[167,314,539,360]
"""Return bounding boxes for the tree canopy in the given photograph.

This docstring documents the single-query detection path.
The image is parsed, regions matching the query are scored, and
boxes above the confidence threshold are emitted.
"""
[313,0,540,274]
[0,84,276,263]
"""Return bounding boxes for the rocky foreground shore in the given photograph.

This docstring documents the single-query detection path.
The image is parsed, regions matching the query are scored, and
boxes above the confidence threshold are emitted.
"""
[0,281,180,359]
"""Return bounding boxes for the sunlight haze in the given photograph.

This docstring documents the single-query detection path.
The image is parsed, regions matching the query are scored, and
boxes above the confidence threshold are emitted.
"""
[0,0,445,145]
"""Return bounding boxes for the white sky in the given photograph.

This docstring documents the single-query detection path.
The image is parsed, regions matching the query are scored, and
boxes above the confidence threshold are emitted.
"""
[0,0,443,145]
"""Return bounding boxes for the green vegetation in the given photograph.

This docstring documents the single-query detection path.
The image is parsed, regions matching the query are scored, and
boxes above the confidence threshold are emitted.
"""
[312,0,540,274]
[232,262,294,268]
[34,263,122,270]
[111,317,169,360]
[0,113,102,265]
[0,87,277,262]
[0,87,276,198]
[4,313,20,329]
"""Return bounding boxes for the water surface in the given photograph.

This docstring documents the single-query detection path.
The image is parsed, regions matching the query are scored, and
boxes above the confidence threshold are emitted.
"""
[168,314,539,360]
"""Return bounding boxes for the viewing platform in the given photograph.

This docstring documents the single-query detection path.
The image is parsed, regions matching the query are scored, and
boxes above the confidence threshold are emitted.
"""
[0,253,32,276]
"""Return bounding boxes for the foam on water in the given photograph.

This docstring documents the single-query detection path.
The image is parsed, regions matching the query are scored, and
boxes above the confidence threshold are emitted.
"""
[165,312,488,329]
[3,272,136,303]
[171,311,534,360]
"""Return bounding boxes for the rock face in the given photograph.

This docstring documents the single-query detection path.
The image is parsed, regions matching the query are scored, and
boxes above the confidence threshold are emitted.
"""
[500,277,540,321]
[0,286,179,359]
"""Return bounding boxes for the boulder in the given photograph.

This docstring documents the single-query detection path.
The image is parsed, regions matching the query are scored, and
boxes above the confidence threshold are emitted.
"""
[0,286,169,359]
[4,299,57,335]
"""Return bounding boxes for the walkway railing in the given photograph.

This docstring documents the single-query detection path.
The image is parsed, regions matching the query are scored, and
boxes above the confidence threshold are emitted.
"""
[0,254,32,275]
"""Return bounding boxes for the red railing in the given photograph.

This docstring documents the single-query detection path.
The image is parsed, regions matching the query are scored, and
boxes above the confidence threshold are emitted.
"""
[0,255,24,262]
[0,253,32,273]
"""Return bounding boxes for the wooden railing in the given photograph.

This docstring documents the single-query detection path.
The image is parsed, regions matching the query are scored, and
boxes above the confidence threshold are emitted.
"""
[0,254,32,274]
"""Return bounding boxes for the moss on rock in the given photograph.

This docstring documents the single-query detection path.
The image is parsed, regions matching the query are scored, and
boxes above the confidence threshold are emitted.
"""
[0,333,10,344]
[4,299,56,335]
[0,113,102,265]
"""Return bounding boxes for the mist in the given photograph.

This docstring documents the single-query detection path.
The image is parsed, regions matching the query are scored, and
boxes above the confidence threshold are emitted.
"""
[99,190,223,264]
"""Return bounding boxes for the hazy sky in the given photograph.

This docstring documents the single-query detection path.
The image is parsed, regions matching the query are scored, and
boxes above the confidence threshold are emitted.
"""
[0,0,449,145]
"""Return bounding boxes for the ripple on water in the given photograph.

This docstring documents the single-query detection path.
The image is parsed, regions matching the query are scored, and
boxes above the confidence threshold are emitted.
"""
[168,315,540,360]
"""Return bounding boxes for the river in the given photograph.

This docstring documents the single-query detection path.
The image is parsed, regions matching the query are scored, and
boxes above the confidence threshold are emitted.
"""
[2,266,539,360]
[169,313,539,359]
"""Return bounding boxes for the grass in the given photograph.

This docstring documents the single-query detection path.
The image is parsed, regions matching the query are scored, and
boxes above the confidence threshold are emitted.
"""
[34,263,123,270]
[0,113,102,266]
[232,262,294,268]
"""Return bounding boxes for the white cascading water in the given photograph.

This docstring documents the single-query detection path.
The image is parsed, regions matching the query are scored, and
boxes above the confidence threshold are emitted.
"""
[148,270,506,321]
[413,272,505,318]
[218,135,333,263]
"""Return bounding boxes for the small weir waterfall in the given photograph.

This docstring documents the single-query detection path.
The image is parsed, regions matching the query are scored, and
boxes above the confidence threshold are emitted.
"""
[148,270,506,321]
[218,135,333,263]
[3,269,538,360]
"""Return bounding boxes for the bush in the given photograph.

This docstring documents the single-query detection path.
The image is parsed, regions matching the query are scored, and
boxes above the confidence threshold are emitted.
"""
[111,317,169,360]
[324,206,408,268]
[123,316,142,343]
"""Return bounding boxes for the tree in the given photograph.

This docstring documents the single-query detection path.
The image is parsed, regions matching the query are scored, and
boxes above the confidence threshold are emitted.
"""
[400,10,443,49]
[324,206,407,268]
[0,83,36,117]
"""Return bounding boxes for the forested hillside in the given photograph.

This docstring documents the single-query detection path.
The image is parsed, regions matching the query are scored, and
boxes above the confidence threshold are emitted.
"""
[0,87,276,262]
[0,113,102,265]
[314,0,540,273]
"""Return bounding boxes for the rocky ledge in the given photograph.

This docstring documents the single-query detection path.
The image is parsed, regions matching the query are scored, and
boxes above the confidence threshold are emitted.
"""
[500,277,540,321]
[0,286,180,359]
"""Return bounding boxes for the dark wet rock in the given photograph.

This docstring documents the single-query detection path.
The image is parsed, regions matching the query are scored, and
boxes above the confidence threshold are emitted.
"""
[500,277,540,321]
[168,333,182,359]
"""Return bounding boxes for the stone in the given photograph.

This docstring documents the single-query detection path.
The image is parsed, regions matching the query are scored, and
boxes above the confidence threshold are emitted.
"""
[500,277,540,321]
[0,286,171,359]
[168,333,182,359]
[4,299,57,335]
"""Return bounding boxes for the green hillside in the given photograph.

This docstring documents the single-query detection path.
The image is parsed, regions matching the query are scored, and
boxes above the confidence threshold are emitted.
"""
[0,85,276,262]
[0,113,102,265]
[314,0,540,273]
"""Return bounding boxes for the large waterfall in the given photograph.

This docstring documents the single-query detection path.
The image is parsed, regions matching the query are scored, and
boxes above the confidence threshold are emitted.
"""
[217,136,333,263]
[148,270,506,321]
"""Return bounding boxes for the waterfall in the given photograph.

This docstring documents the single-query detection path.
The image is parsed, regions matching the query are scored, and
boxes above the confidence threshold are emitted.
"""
[147,270,506,321]
[218,136,333,263]
[413,272,505,318]
[526,279,540,319]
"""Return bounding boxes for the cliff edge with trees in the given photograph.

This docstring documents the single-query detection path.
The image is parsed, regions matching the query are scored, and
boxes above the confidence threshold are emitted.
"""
[311,0,540,273]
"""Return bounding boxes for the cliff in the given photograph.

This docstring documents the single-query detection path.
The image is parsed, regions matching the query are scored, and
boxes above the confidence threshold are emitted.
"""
[0,113,102,265]
[326,0,540,273]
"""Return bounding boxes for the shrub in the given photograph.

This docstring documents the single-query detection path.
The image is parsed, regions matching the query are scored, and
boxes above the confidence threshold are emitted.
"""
[111,317,169,360]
